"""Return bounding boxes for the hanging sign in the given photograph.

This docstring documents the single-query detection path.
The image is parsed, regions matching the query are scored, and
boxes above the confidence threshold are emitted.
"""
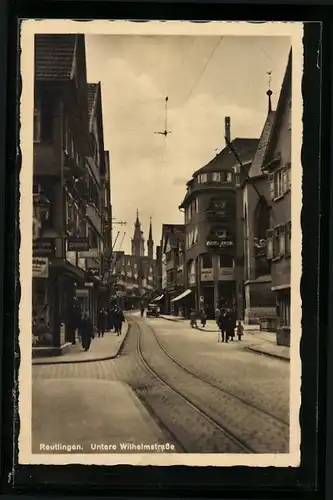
[32,257,49,278]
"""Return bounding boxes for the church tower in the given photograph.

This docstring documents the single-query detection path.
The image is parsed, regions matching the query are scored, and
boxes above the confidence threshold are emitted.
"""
[147,217,154,260]
[131,209,145,257]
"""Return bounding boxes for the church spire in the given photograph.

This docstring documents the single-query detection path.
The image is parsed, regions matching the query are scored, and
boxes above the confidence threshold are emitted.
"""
[147,217,154,260]
[266,71,273,114]
[135,208,140,225]
[132,209,145,257]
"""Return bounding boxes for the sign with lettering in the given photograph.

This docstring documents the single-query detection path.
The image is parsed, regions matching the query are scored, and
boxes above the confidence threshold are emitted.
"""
[207,240,234,248]
[32,257,49,278]
[67,237,89,252]
[33,238,55,256]
[201,269,213,281]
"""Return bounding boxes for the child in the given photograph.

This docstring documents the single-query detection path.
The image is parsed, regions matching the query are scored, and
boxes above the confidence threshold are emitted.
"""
[236,321,244,341]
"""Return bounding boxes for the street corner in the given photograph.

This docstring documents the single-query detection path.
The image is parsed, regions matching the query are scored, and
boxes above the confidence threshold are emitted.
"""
[32,378,171,454]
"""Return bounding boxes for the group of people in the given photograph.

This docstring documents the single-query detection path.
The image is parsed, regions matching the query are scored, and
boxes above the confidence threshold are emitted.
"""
[189,299,244,343]
[97,306,125,337]
[66,305,125,352]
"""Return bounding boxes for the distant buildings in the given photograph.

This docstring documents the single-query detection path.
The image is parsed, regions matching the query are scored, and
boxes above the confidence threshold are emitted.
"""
[110,212,157,307]
[32,34,112,354]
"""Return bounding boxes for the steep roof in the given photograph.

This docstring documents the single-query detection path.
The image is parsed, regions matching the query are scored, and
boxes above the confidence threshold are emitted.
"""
[194,138,259,176]
[249,111,276,178]
[263,49,292,167]
[34,34,77,81]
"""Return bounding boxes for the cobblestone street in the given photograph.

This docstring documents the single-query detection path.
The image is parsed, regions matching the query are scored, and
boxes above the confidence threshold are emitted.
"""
[33,313,290,454]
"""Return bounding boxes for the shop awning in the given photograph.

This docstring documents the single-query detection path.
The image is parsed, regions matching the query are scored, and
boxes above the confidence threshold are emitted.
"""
[153,294,164,302]
[171,289,192,303]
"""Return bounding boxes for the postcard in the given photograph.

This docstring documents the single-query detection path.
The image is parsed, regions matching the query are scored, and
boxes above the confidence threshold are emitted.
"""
[19,19,303,467]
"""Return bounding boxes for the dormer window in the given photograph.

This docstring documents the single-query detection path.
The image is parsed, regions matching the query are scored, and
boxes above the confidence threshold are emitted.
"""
[212,172,221,182]
[198,174,208,184]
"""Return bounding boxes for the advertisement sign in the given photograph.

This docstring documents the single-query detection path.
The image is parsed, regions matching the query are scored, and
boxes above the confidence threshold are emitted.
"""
[33,238,55,257]
[219,267,234,281]
[79,249,99,259]
[76,289,89,298]
[207,240,234,249]
[67,237,89,252]
[32,257,49,278]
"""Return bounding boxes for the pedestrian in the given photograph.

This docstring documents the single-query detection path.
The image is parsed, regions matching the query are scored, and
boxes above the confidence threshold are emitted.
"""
[226,303,237,342]
[79,312,95,351]
[140,301,145,318]
[108,307,115,332]
[190,309,198,329]
[114,308,125,336]
[217,300,228,342]
[236,320,244,341]
[97,308,105,338]
[200,308,207,328]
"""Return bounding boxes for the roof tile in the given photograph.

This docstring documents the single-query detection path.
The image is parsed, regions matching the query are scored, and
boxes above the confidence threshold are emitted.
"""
[34,34,77,81]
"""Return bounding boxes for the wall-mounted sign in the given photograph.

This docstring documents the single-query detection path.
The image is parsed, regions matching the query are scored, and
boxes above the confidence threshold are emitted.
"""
[207,240,234,248]
[33,238,55,257]
[32,257,49,278]
[79,249,99,258]
[219,267,234,281]
[201,269,213,281]
[67,237,89,252]
[188,273,196,286]
[76,289,89,298]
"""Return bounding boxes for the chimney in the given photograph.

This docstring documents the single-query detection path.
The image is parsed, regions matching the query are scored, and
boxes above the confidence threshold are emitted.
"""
[225,116,231,146]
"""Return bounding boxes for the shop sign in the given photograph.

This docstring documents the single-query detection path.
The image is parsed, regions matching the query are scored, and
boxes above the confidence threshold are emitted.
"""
[32,257,49,278]
[201,269,213,281]
[84,282,94,288]
[67,237,89,252]
[79,249,99,258]
[76,289,89,298]
[219,267,234,281]
[33,238,55,257]
[207,240,234,248]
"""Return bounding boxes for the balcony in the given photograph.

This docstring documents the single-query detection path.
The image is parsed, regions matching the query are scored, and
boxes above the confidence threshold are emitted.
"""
[86,204,102,234]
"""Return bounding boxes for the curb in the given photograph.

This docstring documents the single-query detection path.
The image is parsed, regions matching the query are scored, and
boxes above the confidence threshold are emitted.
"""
[246,345,290,363]
[32,320,130,366]
[160,316,218,332]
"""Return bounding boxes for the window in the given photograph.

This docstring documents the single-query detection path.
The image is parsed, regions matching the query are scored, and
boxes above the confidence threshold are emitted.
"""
[285,221,292,257]
[266,229,274,259]
[212,172,221,182]
[198,173,208,184]
[274,170,283,198]
[201,254,212,269]
[269,165,291,200]
[195,197,199,213]
[219,255,233,267]
[273,225,285,258]
[33,105,41,142]
[225,172,233,183]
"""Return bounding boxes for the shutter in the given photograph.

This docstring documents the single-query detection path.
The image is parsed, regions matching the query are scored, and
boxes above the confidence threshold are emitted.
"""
[266,229,274,260]
[268,174,275,200]
[287,165,291,190]
[279,224,286,256]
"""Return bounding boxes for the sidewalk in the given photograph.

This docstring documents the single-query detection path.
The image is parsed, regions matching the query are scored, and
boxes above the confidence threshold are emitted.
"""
[158,315,289,362]
[32,321,129,366]
[32,379,173,454]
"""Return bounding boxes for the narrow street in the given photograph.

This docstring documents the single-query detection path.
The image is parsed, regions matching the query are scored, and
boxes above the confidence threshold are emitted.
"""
[32,314,289,454]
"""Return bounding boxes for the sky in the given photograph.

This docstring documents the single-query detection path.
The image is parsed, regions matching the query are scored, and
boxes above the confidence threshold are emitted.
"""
[85,34,291,256]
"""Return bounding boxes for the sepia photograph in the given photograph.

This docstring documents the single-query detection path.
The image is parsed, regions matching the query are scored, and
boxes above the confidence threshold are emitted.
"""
[19,20,303,467]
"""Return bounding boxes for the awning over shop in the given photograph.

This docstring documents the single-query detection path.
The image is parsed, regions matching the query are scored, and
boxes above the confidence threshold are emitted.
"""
[153,294,164,302]
[171,289,192,303]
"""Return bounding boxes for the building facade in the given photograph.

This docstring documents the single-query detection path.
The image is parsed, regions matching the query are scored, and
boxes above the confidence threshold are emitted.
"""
[242,94,277,331]
[160,225,185,315]
[32,34,110,354]
[263,50,292,346]
[179,123,259,319]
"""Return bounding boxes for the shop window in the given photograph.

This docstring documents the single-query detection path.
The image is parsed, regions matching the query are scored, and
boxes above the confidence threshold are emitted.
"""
[219,255,233,267]
[198,173,208,184]
[212,172,221,182]
[201,254,212,269]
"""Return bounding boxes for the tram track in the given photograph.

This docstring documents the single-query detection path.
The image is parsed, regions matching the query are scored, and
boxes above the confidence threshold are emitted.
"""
[134,319,254,453]
[137,317,289,429]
